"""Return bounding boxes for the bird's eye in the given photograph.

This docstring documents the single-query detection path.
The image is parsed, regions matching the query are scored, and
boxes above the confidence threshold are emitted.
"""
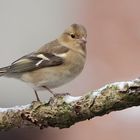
[70,34,76,39]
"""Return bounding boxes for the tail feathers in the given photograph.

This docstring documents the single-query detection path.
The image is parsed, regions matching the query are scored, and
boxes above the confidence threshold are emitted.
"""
[0,66,10,76]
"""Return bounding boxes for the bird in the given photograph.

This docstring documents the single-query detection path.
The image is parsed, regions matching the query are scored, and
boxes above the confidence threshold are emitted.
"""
[0,24,87,101]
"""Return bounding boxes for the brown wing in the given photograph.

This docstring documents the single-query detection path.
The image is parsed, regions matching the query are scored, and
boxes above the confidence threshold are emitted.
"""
[8,52,64,73]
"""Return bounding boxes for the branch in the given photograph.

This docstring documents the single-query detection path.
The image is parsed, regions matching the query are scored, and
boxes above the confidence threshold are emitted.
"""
[1,78,140,131]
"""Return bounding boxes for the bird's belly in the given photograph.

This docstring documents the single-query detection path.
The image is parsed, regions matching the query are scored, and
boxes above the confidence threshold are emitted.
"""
[36,68,77,88]
[21,60,85,89]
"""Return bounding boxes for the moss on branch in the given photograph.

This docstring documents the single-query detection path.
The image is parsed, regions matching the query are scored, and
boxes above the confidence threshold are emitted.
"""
[0,78,140,131]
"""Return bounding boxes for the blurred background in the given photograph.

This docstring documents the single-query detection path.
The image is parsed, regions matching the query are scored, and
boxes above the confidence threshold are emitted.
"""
[0,0,140,140]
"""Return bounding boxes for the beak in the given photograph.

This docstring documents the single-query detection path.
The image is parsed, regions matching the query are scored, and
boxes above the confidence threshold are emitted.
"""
[81,37,87,43]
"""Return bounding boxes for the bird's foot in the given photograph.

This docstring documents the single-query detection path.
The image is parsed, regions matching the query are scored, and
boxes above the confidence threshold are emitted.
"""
[48,92,70,105]
[53,92,70,97]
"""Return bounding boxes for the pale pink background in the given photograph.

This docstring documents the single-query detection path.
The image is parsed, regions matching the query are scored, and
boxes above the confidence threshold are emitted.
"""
[0,0,140,140]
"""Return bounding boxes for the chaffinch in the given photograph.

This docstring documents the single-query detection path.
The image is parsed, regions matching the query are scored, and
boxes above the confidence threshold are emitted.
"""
[0,24,87,101]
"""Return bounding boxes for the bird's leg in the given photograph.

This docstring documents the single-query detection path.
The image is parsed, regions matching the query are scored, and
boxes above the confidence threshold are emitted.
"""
[34,89,40,101]
[42,86,70,97]
[42,86,55,96]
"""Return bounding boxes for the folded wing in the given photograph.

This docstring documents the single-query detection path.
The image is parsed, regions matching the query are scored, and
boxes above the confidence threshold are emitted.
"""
[9,52,64,73]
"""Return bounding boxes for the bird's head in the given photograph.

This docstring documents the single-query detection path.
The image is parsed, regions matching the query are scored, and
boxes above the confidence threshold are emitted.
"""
[58,24,87,56]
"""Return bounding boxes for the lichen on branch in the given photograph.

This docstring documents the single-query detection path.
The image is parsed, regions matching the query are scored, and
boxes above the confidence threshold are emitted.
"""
[0,78,140,131]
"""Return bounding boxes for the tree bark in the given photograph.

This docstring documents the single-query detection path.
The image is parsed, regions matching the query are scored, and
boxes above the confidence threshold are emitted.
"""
[0,78,140,131]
